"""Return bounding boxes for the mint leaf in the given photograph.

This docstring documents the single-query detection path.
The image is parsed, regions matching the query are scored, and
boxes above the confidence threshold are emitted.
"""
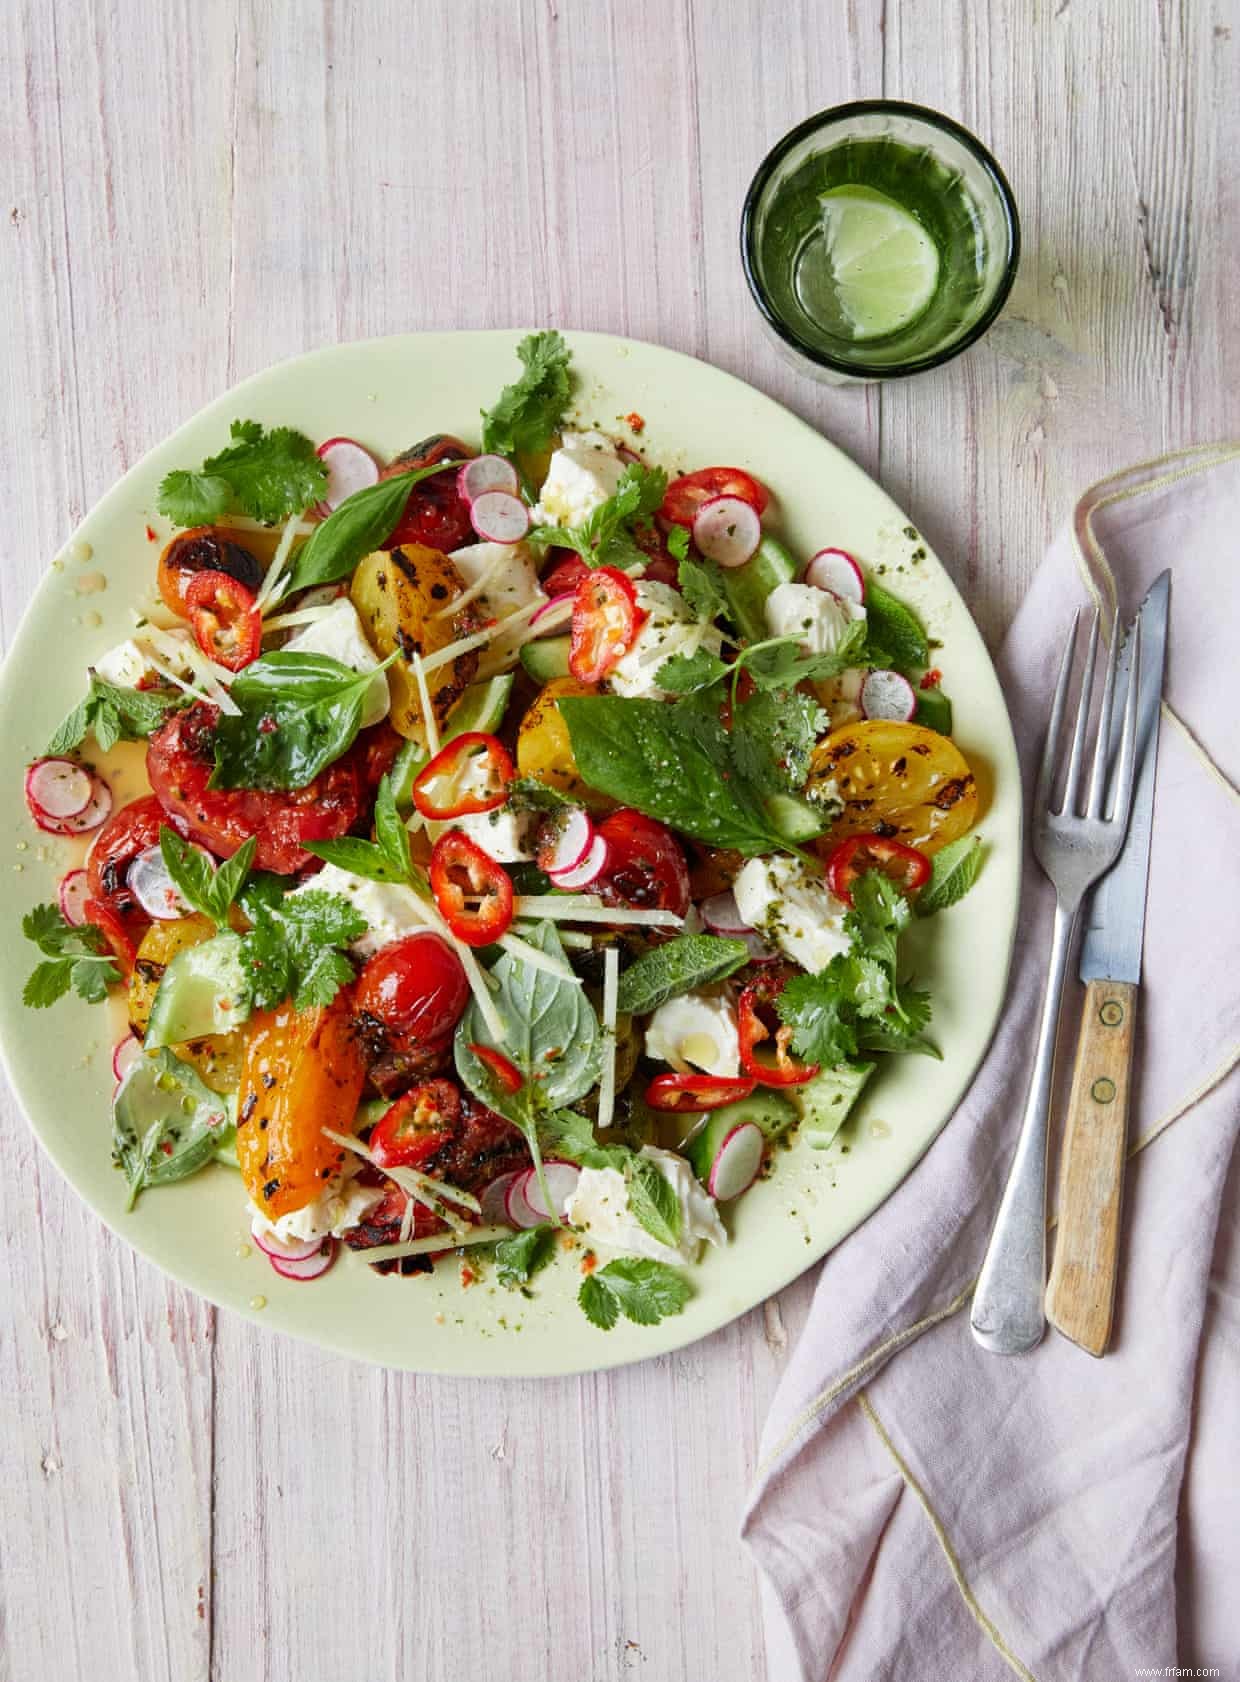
[47,673,181,756]
[862,579,930,670]
[916,835,983,916]
[615,933,749,1016]
[626,1156,682,1249]
[495,1224,557,1290]
[481,331,574,460]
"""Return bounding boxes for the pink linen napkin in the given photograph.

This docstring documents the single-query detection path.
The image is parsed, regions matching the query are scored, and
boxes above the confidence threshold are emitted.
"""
[742,445,1240,1682]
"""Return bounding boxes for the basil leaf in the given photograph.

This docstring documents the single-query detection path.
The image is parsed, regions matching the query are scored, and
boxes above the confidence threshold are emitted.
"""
[209,651,395,791]
[556,695,787,855]
[372,774,413,880]
[159,828,255,927]
[916,835,984,916]
[284,460,461,593]
[615,934,749,1016]
[626,1156,682,1249]
[302,837,410,883]
[862,579,930,670]
[112,1048,232,1208]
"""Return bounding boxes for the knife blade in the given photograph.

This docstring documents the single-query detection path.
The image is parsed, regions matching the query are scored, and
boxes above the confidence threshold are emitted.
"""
[1079,569,1171,984]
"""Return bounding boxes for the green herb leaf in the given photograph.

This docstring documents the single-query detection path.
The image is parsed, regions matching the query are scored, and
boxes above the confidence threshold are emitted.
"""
[481,330,574,460]
[283,459,463,594]
[616,933,750,1016]
[776,962,861,1066]
[676,552,728,622]
[731,689,828,797]
[21,903,120,1008]
[495,1224,558,1290]
[505,776,573,816]
[302,837,410,883]
[238,889,367,1012]
[916,835,984,916]
[157,419,326,527]
[579,1257,692,1330]
[654,648,730,695]
[47,673,182,756]
[159,828,255,928]
[529,463,667,571]
[862,578,930,670]
[372,774,412,881]
[844,870,912,974]
[666,525,691,564]
[557,695,789,856]
[112,1046,232,1207]
[626,1156,682,1249]
[209,650,396,791]
[739,618,869,692]
[856,983,939,1057]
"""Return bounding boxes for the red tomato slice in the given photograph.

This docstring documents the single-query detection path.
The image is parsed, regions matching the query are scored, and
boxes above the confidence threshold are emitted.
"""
[429,831,515,947]
[645,1073,757,1112]
[185,569,262,672]
[659,467,770,530]
[540,553,590,598]
[85,794,167,935]
[370,1078,461,1170]
[569,566,644,683]
[738,973,820,1088]
[411,732,514,820]
[354,931,470,1055]
[380,434,475,552]
[824,833,931,907]
[82,895,138,974]
[595,809,690,919]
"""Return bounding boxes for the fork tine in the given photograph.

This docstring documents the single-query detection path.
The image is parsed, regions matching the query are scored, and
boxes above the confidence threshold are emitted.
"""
[1036,610,1081,812]
[1108,615,1143,824]
[1085,610,1122,818]
[1059,609,1099,815]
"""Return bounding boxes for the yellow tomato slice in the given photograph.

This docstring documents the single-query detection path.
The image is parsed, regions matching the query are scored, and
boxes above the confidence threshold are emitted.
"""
[808,720,979,854]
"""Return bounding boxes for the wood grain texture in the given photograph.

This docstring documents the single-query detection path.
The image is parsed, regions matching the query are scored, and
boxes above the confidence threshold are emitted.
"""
[1046,979,1137,1356]
[1,2,1237,1678]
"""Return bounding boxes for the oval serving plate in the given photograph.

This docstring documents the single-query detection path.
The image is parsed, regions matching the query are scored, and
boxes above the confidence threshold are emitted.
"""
[0,330,1020,1375]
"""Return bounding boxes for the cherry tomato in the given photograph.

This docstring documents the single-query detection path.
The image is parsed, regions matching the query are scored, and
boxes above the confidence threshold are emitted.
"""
[570,566,645,682]
[540,553,590,597]
[429,831,515,947]
[146,701,366,874]
[737,972,820,1088]
[185,569,262,671]
[595,809,690,919]
[659,467,770,530]
[359,721,404,791]
[369,1078,461,1170]
[82,895,138,974]
[824,832,931,907]
[468,1044,523,1094]
[380,434,475,552]
[411,732,514,820]
[85,794,167,933]
[645,1072,756,1111]
[157,526,264,615]
[354,932,470,1056]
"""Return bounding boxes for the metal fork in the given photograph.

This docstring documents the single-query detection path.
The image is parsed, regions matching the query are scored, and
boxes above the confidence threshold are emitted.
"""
[971,607,1142,1355]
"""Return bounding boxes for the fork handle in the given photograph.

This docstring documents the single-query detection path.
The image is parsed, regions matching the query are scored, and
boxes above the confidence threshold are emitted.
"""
[1045,980,1136,1355]
[971,899,1078,1354]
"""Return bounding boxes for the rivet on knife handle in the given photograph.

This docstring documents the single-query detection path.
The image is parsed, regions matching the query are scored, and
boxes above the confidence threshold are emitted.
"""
[1045,979,1136,1355]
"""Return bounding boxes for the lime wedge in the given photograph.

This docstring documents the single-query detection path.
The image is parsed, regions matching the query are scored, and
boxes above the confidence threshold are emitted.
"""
[818,186,940,340]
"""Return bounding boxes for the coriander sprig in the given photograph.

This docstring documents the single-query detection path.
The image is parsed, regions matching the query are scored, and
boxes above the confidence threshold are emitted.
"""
[21,904,121,1008]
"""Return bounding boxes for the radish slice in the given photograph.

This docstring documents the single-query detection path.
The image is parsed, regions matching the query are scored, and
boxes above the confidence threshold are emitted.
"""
[470,490,530,545]
[59,869,91,926]
[457,454,519,504]
[480,1170,523,1226]
[528,594,575,638]
[250,1218,328,1264]
[504,1170,544,1230]
[26,758,93,822]
[692,495,761,568]
[861,668,917,722]
[522,1161,580,1222]
[316,438,380,512]
[112,1035,143,1085]
[268,1239,337,1280]
[699,890,776,961]
[548,833,609,891]
[706,1122,764,1200]
[48,775,113,836]
[127,844,194,920]
[540,808,594,876]
[805,548,866,603]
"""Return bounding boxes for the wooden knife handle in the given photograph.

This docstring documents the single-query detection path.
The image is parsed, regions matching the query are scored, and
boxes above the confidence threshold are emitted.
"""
[1045,980,1136,1356]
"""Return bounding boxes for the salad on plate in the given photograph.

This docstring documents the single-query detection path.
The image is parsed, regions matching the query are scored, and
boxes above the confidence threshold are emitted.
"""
[19,332,984,1332]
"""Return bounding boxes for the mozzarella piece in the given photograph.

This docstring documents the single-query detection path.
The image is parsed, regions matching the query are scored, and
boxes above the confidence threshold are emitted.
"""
[451,802,535,863]
[449,539,547,660]
[289,863,426,958]
[765,580,867,658]
[609,581,724,700]
[94,638,153,688]
[733,854,851,974]
[248,1161,383,1244]
[282,597,390,726]
[563,1145,726,1264]
[645,991,741,1077]
[533,430,628,526]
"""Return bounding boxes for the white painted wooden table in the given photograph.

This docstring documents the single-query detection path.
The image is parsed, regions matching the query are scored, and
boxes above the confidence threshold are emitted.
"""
[2,3,1236,1677]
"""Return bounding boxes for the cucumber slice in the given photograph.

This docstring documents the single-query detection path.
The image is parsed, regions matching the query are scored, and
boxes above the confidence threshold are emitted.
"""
[794,1060,876,1150]
[765,791,828,842]
[721,534,798,645]
[695,1087,799,1143]
[914,685,953,736]
[520,635,571,684]
[144,932,250,1049]
[389,675,516,812]
[686,1113,765,1201]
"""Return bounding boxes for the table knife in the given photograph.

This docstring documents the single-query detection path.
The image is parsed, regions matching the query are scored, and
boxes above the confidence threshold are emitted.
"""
[1045,570,1170,1355]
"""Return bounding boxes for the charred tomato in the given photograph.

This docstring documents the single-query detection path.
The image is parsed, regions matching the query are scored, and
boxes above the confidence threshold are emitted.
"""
[380,434,475,553]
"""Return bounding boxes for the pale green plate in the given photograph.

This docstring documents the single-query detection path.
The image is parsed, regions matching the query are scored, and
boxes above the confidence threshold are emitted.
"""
[0,331,1020,1375]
